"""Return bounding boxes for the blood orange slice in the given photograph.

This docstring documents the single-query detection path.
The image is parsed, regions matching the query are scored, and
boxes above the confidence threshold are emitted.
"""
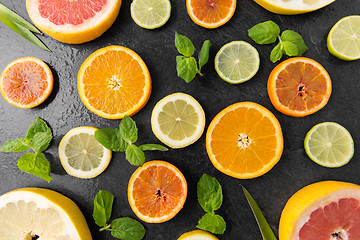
[0,57,53,109]
[128,160,187,223]
[279,181,360,240]
[26,0,122,44]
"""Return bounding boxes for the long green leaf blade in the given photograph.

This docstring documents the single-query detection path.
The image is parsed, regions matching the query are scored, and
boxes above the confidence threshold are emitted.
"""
[242,186,277,240]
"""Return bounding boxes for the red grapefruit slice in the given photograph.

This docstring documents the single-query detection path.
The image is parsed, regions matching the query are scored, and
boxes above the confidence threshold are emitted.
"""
[26,0,122,44]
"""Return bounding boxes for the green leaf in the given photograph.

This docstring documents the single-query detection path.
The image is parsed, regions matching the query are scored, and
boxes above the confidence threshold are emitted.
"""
[93,190,114,227]
[95,128,129,152]
[17,153,52,182]
[110,217,146,240]
[31,132,53,153]
[125,145,145,166]
[139,144,168,151]
[26,118,52,141]
[176,55,186,64]
[197,174,223,213]
[0,138,30,152]
[281,30,308,56]
[175,32,195,57]
[119,116,138,144]
[242,186,277,240]
[177,57,198,83]
[198,40,211,71]
[248,21,280,45]
[197,213,226,234]
[283,41,299,57]
[270,43,284,63]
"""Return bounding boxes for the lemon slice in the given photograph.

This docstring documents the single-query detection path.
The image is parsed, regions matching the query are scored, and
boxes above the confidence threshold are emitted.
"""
[130,0,171,29]
[328,15,360,61]
[0,187,92,239]
[151,93,205,149]
[304,122,354,168]
[178,230,219,240]
[59,126,112,179]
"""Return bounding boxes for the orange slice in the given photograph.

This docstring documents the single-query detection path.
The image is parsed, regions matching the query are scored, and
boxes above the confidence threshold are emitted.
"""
[206,102,283,179]
[128,160,187,223]
[0,57,53,109]
[78,45,151,119]
[186,0,236,29]
[268,57,332,117]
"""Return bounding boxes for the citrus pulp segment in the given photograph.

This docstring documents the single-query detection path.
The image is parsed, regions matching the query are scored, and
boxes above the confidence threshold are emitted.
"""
[0,187,92,239]
[0,57,53,109]
[151,93,206,149]
[59,126,112,179]
[178,230,219,240]
[128,160,187,223]
[328,15,360,61]
[186,0,236,29]
[130,0,171,29]
[26,0,122,44]
[206,102,283,179]
[304,122,354,168]
[215,41,260,84]
[279,181,360,240]
[267,57,332,117]
[78,45,151,119]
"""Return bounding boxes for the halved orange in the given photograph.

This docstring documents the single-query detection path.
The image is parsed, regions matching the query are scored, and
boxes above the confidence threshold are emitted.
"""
[128,160,187,223]
[0,57,53,109]
[186,0,236,29]
[268,57,332,117]
[78,45,151,119]
[206,102,283,179]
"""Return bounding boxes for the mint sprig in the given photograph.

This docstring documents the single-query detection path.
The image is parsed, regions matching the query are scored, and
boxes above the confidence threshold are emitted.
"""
[0,118,53,182]
[248,20,308,63]
[95,115,168,166]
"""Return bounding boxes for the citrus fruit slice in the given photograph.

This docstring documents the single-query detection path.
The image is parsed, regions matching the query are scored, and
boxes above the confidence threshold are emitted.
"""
[128,160,187,223]
[279,181,360,240]
[59,126,112,179]
[0,57,53,109]
[206,102,283,179]
[268,57,332,117]
[130,0,171,29]
[151,93,206,149]
[26,0,121,44]
[186,0,236,29]
[253,0,335,15]
[178,230,219,240]
[328,15,360,61]
[0,187,92,239]
[215,41,260,84]
[304,122,354,168]
[78,45,151,119]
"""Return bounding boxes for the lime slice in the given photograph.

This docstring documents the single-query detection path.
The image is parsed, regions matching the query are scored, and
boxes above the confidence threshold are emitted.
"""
[59,126,112,178]
[304,122,354,168]
[327,15,360,61]
[178,230,219,240]
[215,41,260,84]
[130,0,171,29]
[151,93,205,149]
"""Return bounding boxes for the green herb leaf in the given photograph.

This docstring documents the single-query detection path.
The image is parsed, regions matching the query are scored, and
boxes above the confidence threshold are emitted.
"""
[125,145,145,166]
[248,21,280,45]
[0,138,30,152]
[95,129,129,152]
[31,132,53,153]
[242,186,277,240]
[281,30,308,56]
[93,190,114,227]
[17,152,52,182]
[110,217,146,240]
[197,213,226,234]
[176,55,186,64]
[283,41,299,57]
[26,118,52,141]
[270,43,284,63]
[177,57,198,83]
[175,32,195,57]
[139,144,168,151]
[197,174,223,214]
[198,40,211,71]
[119,116,138,144]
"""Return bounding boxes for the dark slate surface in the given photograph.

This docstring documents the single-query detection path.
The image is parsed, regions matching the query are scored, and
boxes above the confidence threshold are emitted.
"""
[0,0,359,239]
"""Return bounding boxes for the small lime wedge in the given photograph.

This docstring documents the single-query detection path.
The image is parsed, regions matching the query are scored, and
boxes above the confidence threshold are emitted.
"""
[130,0,171,29]
[304,122,354,168]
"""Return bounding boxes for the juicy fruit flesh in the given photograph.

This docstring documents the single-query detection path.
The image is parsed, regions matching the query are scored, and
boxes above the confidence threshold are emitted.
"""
[131,0,170,27]
[266,0,333,8]
[190,0,233,23]
[38,0,107,25]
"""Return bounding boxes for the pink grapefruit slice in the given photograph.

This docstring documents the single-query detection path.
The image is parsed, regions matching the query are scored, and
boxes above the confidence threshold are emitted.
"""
[26,0,122,44]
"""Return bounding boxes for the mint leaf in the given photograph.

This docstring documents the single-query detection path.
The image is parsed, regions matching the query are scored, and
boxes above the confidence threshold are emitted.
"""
[281,30,308,56]
[176,55,186,64]
[248,21,280,44]
[93,190,114,227]
[175,32,195,57]
[120,116,138,144]
[270,43,284,63]
[139,144,168,151]
[125,145,145,166]
[197,174,223,214]
[198,40,211,71]
[0,138,29,152]
[111,217,146,240]
[95,128,129,152]
[197,213,226,234]
[283,41,299,56]
[177,57,198,83]
[17,152,51,182]
[26,118,51,140]
[31,132,52,153]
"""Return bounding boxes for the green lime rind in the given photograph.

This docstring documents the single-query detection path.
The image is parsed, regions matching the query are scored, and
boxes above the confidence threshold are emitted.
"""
[304,122,354,168]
